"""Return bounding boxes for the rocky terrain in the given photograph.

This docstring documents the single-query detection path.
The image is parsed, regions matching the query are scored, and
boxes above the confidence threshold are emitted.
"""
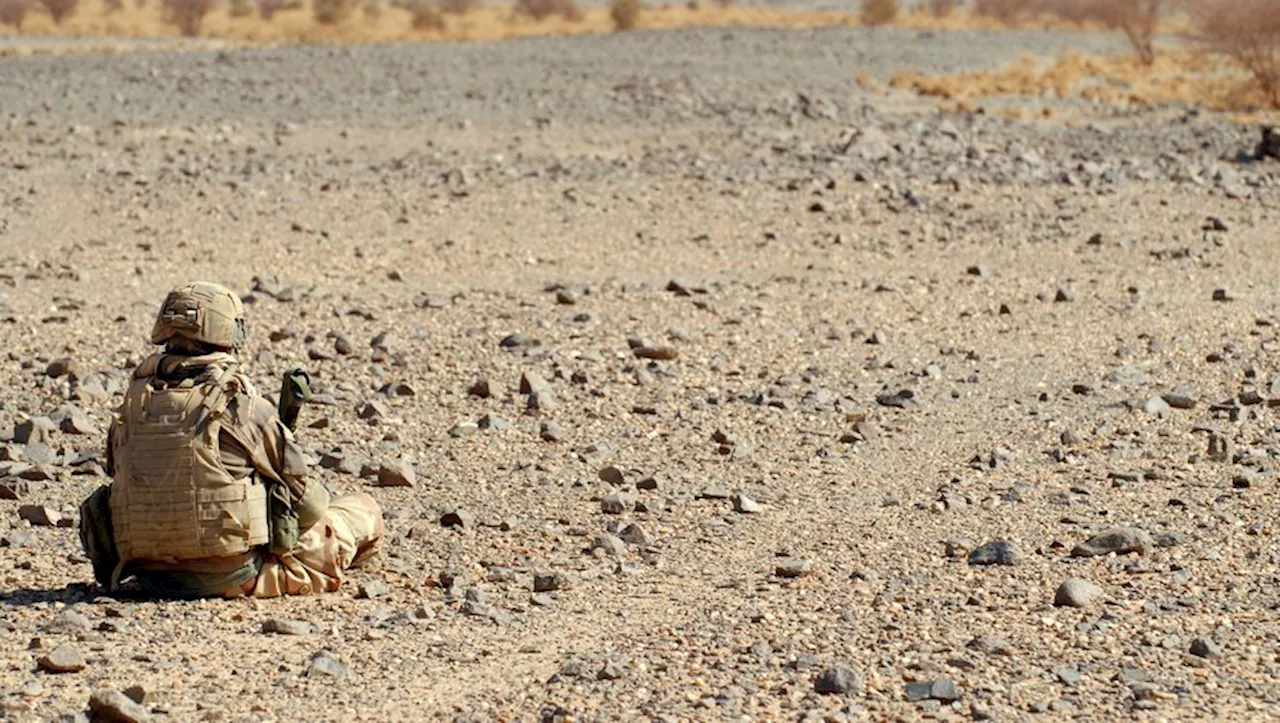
[1,24,1279,722]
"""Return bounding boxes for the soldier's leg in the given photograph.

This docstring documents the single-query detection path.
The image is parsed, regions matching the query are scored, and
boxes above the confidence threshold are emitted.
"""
[249,492,383,598]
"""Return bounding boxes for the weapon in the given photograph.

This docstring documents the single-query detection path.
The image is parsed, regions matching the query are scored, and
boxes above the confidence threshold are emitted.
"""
[277,367,312,431]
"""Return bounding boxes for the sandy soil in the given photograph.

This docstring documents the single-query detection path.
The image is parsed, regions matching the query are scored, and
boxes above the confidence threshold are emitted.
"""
[1,25,1279,722]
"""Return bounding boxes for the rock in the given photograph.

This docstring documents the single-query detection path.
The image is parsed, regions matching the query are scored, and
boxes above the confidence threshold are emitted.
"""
[1144,396,1170,415]
[519,372,550,395]
[1162,390,1197,409]
[261,619,313,636]
[539,422,564,442]
[18,505,62,527]
[1189,637,1222,659]
[468,378,492,398]
[775,558,812,578]
[633,345,679,361]
[1054,287,1075,303]
[44,610,92,635]
[333,334,354,355]
[440,508,475,529]
[357,580,390,599]
[967,540,1022,566]
[358,399,389,421]
[592,533,627,557]
[967,636,1013,656]
[1054,578,1103,608]
[477,414,510,431]
[375,460,416,487]
[731,493,761,513]
[499,333,539,349]
[600,491,635,514]
[306,651,347,679]
[45,357,76,378]
[1070,527,1153,557]
[88,689,152,723]
[598,465,625,485]
[13,417,55,445]
[448,422,478,438]
[526,390,557,413]
[617,523,649,546]
[905,677,960,702]
[60,408,97,435]
[533,571,570,592]
[122,686,147,704]
[1212,287,1234,302]
[37,644,86,673]
[814,665,864,695]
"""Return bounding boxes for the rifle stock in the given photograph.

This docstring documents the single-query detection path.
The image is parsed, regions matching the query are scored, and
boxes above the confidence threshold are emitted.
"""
[278,367,312,432]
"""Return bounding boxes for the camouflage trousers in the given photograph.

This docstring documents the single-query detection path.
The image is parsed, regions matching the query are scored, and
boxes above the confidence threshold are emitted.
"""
[231,492,384,598]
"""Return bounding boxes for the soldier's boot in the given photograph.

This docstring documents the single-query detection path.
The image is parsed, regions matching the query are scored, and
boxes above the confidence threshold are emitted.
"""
[329,492,384,569]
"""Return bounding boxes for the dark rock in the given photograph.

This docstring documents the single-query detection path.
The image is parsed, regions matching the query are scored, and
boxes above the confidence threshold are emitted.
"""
[906,677,959,702]
[533,571,570,592]
[440,508,475,529]
[633,345,679,361]
[775,558,812,578]
[468,378,492,398]
[19,505,62,527]
[814,665,864,695]
[1070,527,1153,557]
[261,619,313,636]
[1189,637,1222,659]
[967,540,1022,566]
[45,357,76,378]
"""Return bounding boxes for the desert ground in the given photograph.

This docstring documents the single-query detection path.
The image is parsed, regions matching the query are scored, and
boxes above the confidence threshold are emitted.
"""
[1,17,1280,722]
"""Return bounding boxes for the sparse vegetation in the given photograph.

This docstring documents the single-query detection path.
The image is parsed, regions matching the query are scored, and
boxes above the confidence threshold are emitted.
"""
[228,0,254,17]
[860,0,897,26]
[609,0,640,29]
[1192,0,1280,107]
[256,0,301,19]
[162,0,216,34]
[407,0,443,28]
[36,0,78,24]
[437,0,476,14]
[973,0,1033,25]
[928,0,955,17]
[0,0,29,28]
[514,0,581,21]
[312,0,355,23]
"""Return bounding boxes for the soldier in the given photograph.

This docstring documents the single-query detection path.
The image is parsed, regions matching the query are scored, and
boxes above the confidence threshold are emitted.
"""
[78,282,383,598]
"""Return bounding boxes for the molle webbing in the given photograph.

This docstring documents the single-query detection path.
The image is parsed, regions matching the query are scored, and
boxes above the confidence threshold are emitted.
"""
[110,360,269,566]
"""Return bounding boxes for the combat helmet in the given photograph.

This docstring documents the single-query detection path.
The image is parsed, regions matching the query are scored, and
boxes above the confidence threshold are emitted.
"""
[150,282,246,350]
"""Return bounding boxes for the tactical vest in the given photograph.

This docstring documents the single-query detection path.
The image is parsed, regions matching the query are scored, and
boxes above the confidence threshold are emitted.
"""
[109,355,269,568]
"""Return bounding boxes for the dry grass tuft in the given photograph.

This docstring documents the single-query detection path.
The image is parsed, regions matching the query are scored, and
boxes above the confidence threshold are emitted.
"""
[37,0,78,23]
[608,0,640,30]
[162,0,216,33]
[860,0,897,26]
[892,49,1280,112]
[514,0,580,22]
[1191,0,1280,108]
[927,0,955,17]
[313,0,356,23]
[0,0,31,28]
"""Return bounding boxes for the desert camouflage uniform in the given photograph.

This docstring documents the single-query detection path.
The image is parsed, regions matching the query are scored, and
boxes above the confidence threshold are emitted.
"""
[79,282,382,598]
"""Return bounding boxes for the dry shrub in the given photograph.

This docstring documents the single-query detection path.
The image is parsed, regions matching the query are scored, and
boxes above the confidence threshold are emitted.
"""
[407,0,443,28]
[0,0,30,28]
[361,0,380,17]
[228,0,253,16]
[436,0,475,14]
[257,0,301,19]
[163,0,215,33]
[928,0,955,17]
[1045,0,1163,64]
[609,0,640,29]
[103,0,123,11]
[312,0,355,23]
[973,0,1034,24]
[37,0,78,23]
[860,0,897,25]
[514,0,581,21]
[1192,0,1280,107]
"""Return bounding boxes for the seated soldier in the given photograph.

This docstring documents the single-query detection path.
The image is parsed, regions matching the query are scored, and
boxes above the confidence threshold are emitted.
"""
[79,281,382,598]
